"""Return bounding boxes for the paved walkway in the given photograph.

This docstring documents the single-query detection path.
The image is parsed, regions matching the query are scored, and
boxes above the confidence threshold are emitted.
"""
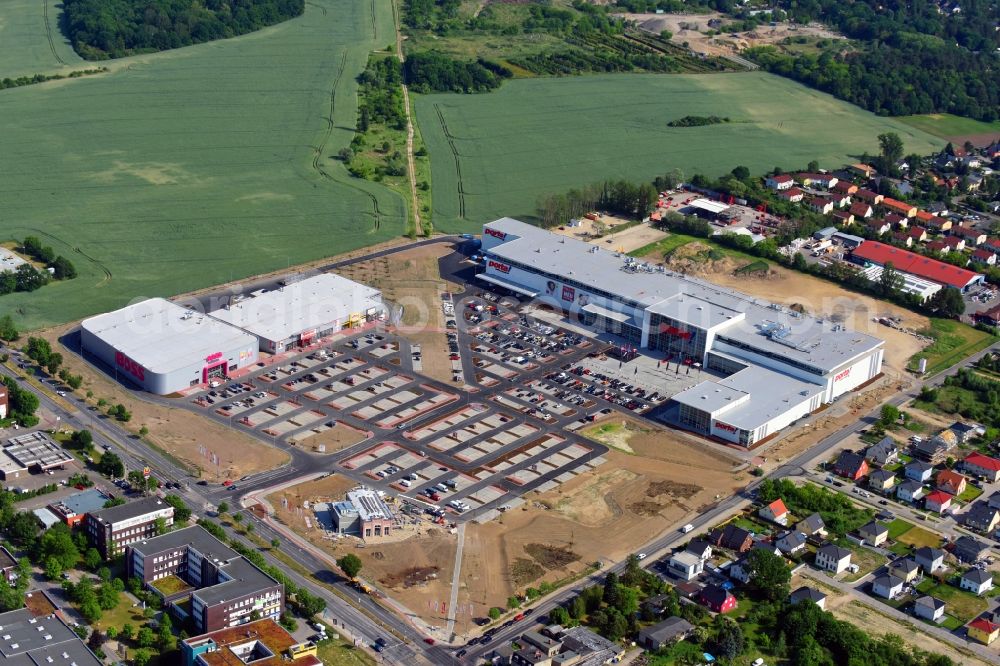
[446,523,466,640]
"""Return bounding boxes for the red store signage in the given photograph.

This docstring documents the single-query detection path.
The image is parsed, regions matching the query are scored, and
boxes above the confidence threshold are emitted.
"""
[714,421,738,434]
[115,351,145,381]
[488,259,511,274]
[484,228,507,240]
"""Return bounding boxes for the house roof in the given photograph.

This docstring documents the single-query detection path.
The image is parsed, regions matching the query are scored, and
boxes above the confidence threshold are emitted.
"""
[964,502,1000,525]
[973,248,995,261]
[860,521,888,537]
[818,544,850,560]
[789,587,826,605]
[700,584,733,605]
[897,479,923,493]
[954,536,989,557]
[769,174,794,183]
[640,616,694,643]
[766,499,788,516]
[953,225,984,239]
[797,513,825,533]
[849,202,872,216]
[835,450,867,474]
[969,617,1000,633]
[686,539,712,556]
[869,469,896,484]
[866,437,897,462]
[927,240,949,253]
[850,241,981,289]
[881,198,915,213]
[779,187,804,198]
[778,531,807,548]
[965,452,1000,472]
[925,490,953,505]
[891,558,919,574]
[872,574,904,589]
[915,546,945,561]
[915,595,945,611]
[906,460,934,473]
[908,226,928,238]
[937,469,967,488]
[962,568,992,584]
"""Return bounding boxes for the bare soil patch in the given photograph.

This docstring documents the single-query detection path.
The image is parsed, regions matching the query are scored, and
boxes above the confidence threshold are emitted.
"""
[292,422,368,453]
[460,425,742,630]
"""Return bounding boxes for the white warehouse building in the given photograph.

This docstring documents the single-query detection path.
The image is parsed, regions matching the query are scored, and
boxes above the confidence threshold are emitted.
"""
[81,298,259,395]
[480,218,885,447]
[209,273,385,353]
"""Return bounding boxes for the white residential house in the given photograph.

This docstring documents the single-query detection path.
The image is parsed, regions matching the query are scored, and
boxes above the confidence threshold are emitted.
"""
[914,547,945,574]
[914,595,946,622]
[960,569,994,596]
[667,551,704,581]
[776,531,807,556]
[816,545,852,574]
[859,521,889,547]
[896,480,926,503]
[890,558,921,583]
[872,574,905,600]
[759,499,789,526]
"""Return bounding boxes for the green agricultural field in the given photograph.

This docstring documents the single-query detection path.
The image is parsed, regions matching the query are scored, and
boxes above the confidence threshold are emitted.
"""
[0,0,405,330]
[897,113,1000,141]
[0,0,84,80]
[417,72,943,228]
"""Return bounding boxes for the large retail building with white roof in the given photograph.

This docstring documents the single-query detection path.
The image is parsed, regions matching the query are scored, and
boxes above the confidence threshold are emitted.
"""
[480,218,885,447]
[80,274,384,394]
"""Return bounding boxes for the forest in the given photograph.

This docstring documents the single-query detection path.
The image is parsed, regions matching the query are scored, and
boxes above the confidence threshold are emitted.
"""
[62,0,305,59]
[745,0,1000,120]
[402,52,511,93]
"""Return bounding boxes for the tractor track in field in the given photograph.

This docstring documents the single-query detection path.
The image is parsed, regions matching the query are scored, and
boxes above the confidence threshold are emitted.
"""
[31,228,112,285]
[42,0,67,65]
[433,103,466,219]
[371,0,378,39]
[305,1,328,15]
[310,50,383,231]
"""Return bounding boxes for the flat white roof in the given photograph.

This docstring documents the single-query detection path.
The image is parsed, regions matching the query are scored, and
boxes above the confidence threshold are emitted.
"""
[81,298,257,374]
[210,274,382,343]
[674,364,824,431]
[688,198,730,214]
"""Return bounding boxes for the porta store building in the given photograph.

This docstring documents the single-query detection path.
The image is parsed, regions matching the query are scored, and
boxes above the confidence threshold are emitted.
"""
[480,218,885,446]
[81,298,259,395]
[208,273,384,353]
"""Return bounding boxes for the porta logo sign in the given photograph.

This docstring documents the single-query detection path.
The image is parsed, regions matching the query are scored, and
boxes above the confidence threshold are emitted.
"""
[834,367,852,383]
[205,351,223,363]
[484,227,507,241]
[714,421,738,434]
[488,259,511,274]
[115,351,145,381]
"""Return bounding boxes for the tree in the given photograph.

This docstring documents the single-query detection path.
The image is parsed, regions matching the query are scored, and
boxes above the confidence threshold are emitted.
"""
[877,132,905,175]
[136,626,155,649]
[271,539,281,549]
[878,261,903,297]
[337,554,363,579]
[807,160,820,172]
[569,595,586,619]
[97,584,119,611]
[83,548,102,570]
[880,404,900,426]
[163,494,191,522]
[46,352,63,376]
[97,452,125,478]
[232,513,243,525]
[139,426,149,437]
[0,315,18,342]
[712,616,746,661]
[731,165,750,180]
[217,501,229,514]
[488,607,502,620]
[133,649,153,666]
[506,595,521,610]
[153,517,170,536]
[38,523,80,570]
[745,548,791,601]
[602,572,621,607]
[927,287,965,318]
[549,606,570,625]
[80,598,102,623]
[119,624,134,641]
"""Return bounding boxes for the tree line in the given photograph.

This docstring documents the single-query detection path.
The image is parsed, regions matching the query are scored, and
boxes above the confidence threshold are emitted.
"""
[537,180,659,228]
[62,0,305,59]
[402,52,511,94]
[0,236,77,299]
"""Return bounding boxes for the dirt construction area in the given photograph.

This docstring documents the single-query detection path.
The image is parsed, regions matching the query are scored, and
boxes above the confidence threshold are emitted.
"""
[266,474,459,631]
[617,12,843,58]
[457,416,743,633]
[34,324,289,481]
[336,244,462,384]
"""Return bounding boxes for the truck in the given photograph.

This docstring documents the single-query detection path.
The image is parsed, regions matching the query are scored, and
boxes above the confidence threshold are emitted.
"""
[681,523,694,533]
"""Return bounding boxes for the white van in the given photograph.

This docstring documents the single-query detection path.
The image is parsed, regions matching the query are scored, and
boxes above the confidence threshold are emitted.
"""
[681,523,694,533]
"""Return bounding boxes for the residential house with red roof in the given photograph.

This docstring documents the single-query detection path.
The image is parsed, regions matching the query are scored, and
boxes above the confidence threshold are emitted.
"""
[831,192,852,208]
[972,248,996,266]
[968,617,1000,645]
[807,197,834,215]
[963,452,1000,483]
[848,163,877,178]
[952,225,987,246]
[778,187,804,203]
[983,238,1000,255]
[866,218,891,235]
[977,304,1000,327]
[926,239,949,254]
[925,216,953,233]
[834,451,869,481]
[765,174,795,190]
[700,585,737,614]
[849,242,984,291]
[936,469,968,496]
[907,226,928,243]
[833,180,859,195]
[891,232,913,248]
[914,210,936,225]
[759,498,789,526]
[831,210,854,226]
[850,202,873,219]
[880,198,917,218]
[855,189,883,205]
[925,490,953,514]
[884,212,908,228]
